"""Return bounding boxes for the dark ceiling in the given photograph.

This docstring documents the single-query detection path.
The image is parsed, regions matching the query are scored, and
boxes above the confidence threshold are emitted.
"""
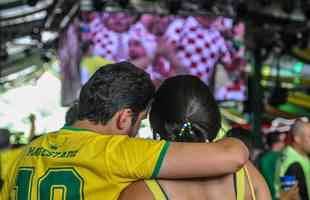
[0,0,79,43]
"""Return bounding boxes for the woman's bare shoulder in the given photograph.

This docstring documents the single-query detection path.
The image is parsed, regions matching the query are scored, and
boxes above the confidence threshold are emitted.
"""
[119,181,154,200]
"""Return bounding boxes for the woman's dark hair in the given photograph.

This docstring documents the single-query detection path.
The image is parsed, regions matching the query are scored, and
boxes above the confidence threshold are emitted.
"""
[65,101,79,126]
[78,62,155,125]
[150,75,221,142]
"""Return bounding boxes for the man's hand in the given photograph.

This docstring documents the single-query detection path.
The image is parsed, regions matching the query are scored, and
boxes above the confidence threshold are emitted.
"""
[280,184,300,200]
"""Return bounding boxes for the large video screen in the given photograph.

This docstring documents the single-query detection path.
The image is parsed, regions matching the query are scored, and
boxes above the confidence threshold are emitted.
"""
[77,12,247,101]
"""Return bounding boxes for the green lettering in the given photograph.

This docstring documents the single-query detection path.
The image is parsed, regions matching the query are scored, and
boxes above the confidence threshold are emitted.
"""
[59,152,68,158]
[27,147,36,156]
[34,148,42,156]
[41,149,51,157]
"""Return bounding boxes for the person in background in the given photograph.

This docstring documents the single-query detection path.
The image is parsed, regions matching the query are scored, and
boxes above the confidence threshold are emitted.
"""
[0,129,11,189]
[258,131,286,200]
[275,119,310,200]
[164,16,245,86]
[226,127,254,157]
[128,14,179,87]
[280,184,300,200]
[80,40,112,84]
[1,62,248,200]
[0,129,10,150]
[0,114,37,190]
[120,75,270,200]
[89,12,136,61]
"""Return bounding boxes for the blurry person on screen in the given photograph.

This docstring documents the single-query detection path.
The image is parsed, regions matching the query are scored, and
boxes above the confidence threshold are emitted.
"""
[88,12,136,61]
[80,41,112,84]
[164,16,245,87]
[128,14,183,87]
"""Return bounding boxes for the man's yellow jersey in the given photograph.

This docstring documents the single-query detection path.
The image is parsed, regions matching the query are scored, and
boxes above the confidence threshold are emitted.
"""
[1,126,170,200]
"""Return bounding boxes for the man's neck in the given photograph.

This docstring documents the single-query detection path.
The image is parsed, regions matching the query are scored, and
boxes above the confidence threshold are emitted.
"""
[71,120,125,136]
[291,143,307,158]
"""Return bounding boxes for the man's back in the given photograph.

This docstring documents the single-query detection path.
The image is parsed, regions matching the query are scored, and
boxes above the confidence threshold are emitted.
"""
[1,126,167,200]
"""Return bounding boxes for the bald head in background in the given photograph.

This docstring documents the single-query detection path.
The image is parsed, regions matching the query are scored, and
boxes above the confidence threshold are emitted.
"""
[291,120,310,156]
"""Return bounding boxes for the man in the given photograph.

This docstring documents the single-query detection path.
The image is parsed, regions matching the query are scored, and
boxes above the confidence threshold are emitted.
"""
[0,114,36,190]
[90,13,135,61]
[275,119,310,200]
[80,41,112,84]
[1,62,248,200]
[259,131,286,200]
[164,16,243,85]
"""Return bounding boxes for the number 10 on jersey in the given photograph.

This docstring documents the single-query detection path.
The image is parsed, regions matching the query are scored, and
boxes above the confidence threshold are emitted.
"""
[15,167,84,200]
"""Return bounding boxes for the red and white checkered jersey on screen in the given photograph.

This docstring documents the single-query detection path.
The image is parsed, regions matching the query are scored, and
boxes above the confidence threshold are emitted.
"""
[88,15,130,62]
[165,17,233,83]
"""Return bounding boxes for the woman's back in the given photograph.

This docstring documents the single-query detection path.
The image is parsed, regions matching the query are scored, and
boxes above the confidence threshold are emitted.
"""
[156,174,236,200]
[119,175,235,200]
[119,162,270,200]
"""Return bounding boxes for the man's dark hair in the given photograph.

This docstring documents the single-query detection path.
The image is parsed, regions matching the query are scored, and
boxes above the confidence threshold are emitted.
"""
[265,131,282,148]
[65,102,79,125]
[150,75,221,142]
[78,62,155,125]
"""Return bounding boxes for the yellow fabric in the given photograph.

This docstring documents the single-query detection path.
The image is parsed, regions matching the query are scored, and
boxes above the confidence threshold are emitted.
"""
[80,56,112,76]
[214,119,231,141]
[144,169,247,200]
[1,127,169,200]
[244,166,256,200]
[236,168,246,200]
[0,147,24,182]
[145,180,168,200]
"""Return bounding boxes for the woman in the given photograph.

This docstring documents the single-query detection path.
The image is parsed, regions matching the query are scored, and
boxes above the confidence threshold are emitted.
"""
[119,75,271,200]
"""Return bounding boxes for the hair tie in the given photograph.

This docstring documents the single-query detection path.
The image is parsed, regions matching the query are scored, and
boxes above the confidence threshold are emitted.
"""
[179,121,194,137]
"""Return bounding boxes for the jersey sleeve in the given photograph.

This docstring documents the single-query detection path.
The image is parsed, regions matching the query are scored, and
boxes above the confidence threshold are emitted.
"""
[105,137,170,180]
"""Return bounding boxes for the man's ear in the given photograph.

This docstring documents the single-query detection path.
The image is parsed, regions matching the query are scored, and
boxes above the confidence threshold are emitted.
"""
[115,108,133,132]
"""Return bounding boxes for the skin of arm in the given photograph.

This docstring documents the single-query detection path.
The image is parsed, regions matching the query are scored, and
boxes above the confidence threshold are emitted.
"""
[246,161,272,200]
[119,181,151,200]
[158,137,249,179]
